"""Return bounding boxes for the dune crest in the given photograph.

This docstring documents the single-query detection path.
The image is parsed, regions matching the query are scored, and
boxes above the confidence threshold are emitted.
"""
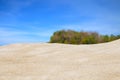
[0,39,120,80]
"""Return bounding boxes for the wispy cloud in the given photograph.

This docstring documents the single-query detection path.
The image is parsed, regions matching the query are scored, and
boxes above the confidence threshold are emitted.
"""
[0,0,35,18]
[0,24,53,44]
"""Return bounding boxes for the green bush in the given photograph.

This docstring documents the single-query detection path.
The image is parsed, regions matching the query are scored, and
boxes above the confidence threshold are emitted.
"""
[50,30,120,44]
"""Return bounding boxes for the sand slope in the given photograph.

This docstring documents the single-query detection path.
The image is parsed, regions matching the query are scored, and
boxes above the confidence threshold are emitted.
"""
[0,39,120,80]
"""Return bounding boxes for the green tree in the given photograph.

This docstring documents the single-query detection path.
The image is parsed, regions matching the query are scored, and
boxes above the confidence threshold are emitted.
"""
[50,30,120,44]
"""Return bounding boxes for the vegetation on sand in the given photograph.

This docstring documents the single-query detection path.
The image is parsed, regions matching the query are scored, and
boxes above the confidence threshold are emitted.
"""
[50,30,120,44]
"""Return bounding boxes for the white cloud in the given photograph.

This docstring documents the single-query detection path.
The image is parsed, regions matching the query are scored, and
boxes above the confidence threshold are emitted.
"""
[0,25,53,44]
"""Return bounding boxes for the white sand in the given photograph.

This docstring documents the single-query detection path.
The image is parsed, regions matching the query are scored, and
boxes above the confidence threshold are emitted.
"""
[0,39,120,80]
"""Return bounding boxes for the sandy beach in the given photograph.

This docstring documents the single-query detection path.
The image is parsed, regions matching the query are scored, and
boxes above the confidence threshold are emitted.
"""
[0,39,120,80]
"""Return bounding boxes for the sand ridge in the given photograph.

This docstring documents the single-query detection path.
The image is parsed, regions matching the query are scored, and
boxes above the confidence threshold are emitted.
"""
[0,39,120,80]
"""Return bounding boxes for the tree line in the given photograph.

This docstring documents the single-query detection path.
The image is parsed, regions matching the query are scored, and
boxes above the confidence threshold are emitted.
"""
[50,30,120,44]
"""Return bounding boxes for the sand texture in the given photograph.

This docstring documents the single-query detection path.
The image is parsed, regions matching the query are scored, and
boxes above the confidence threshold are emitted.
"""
[0,39,120,80]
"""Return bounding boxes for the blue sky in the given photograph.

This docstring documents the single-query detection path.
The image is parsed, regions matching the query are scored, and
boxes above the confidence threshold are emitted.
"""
[0,0,120,45]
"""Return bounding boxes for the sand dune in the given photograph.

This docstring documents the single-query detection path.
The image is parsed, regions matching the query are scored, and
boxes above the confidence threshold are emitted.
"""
[0,39,120,80]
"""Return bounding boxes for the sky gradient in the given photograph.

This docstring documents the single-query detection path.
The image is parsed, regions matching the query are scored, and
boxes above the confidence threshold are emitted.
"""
[0,0,120,45]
